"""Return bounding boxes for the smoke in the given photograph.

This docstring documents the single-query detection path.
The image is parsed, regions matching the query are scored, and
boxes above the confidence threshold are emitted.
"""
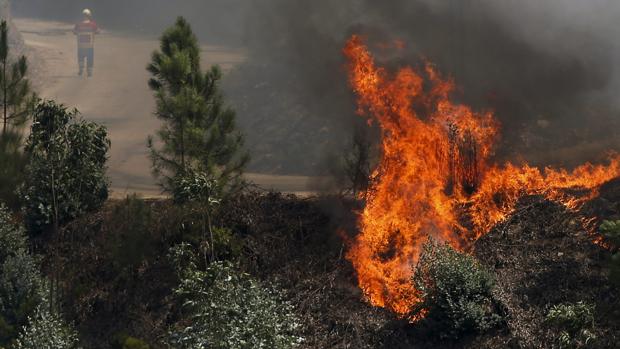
[12,0,249,44]
[13,0,620,174]
[231,0,620,174]
[378,1,614,111]
[225,1,366,174]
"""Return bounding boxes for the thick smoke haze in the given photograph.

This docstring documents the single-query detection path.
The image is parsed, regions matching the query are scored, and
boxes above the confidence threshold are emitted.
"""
[13,0,620,174]
[236,0,620,173]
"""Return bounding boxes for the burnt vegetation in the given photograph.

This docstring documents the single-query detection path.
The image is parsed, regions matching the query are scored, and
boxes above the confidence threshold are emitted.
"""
[22,184,619,348]
[1,3,620,349]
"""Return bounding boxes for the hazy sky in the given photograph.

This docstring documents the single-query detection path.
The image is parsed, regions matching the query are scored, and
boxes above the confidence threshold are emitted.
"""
[12,0,620,173]
[13,0,249,44]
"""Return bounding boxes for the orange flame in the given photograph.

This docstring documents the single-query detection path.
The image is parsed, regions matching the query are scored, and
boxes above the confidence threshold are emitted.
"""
[343,35,620,316]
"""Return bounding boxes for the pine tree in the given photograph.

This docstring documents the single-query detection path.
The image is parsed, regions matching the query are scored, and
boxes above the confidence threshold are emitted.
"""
[0,19,35,209]
[0,20,36,136]
[147,17,248,194]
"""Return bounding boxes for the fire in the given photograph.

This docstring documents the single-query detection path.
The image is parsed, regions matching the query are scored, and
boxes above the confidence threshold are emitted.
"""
[343,35,620,316]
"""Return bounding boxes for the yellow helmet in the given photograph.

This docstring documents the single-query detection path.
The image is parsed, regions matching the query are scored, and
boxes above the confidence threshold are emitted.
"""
[82,9,92,18]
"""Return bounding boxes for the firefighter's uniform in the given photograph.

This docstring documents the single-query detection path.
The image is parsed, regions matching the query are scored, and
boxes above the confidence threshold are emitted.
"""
[73,9,99,77]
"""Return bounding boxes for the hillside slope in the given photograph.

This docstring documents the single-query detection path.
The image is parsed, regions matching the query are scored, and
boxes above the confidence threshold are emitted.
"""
[474,192,620,348]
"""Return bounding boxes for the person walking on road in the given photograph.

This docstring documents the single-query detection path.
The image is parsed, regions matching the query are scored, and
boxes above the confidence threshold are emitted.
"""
[73,9,99,77]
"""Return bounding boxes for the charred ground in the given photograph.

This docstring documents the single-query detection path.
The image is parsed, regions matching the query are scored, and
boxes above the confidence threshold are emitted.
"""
[39,178,620,348]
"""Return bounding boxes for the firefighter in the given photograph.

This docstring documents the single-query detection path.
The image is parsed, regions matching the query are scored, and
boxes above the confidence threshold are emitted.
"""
[73,9,100,77]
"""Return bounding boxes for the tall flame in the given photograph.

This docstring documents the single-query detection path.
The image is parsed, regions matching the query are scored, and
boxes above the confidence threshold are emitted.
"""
[344,35,620,316]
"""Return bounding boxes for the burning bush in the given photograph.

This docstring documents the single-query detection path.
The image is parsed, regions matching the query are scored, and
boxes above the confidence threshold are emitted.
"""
[343,35,620,316]
[411,239,503,339]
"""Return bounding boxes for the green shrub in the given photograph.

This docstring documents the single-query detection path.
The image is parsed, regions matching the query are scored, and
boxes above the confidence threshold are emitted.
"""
[211,227,243,261]
[600,220,620,286]
[411,239,502,339]
[12,306,79,349]
[0,205,28,260]
[0,205,79,348]
[111,334,150,349]
[169,244,303,349]
[0,205,46,346]
[172,172,243,262]
[20,101,110,234]
[122,336,150,349]
[600,220,620,244]
[545,301,596,348]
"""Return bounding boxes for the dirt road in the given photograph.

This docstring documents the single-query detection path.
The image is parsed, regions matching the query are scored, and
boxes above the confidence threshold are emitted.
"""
[16,17,316,197]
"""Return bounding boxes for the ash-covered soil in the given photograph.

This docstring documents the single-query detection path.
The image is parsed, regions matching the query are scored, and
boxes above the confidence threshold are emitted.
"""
[221,186,620,348]
[473,186,620,348]
[47,182,620,348]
